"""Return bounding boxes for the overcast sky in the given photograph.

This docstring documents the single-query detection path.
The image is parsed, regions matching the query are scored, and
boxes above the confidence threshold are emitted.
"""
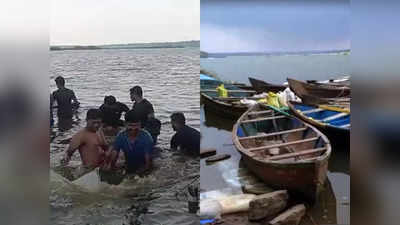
[51,0,200,45]
[201,0,349,53]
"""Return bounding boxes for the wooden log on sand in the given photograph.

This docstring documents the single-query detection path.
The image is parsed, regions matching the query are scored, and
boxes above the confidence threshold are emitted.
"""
[248,190,289,221]
[268,204,306,225]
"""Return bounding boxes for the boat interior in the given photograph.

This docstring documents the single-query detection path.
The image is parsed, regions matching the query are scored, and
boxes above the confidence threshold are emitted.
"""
[236,105,329,163]
[292,103,350,129]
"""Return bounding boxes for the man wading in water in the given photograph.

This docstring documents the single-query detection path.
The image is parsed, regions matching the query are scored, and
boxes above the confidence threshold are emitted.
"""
[51,76,80,131]
[99,95,129,129]
[104,110,154,175]
[60,109,107,177]
[130,86,161,144]
[170,112,200,156]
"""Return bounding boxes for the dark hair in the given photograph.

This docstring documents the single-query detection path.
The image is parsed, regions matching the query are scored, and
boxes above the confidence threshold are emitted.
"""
[86,109,102,120]
[104,95,116,105]
[125,110,141,123]
[55,76,65,86]
[170,112,185,125]
[130,86,143,97]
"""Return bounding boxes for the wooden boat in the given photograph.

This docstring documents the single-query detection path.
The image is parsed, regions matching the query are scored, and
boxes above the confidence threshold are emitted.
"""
[288,101,350,135]
[201,73,258,119]
[248,77,287,93]
[300,94,350,109]
[306,75,350,86]
[287,78,350,99]
[231,82,255,91]
[232,103,331,202]
[201,93,253,119]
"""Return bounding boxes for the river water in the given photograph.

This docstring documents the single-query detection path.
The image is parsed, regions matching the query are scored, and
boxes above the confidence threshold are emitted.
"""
[200,54,350,225]
[50,48,200,225]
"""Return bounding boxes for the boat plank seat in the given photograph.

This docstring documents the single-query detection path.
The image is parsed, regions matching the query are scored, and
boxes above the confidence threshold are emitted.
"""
[298,156,323,161]
[201,89,256,93]
[248,137,319,152]
[247,110,273,115]
[301,108,325,114]
[269,147,326,161]
[241,115,287,124]
[321,112,348,122]
[239,127,307,141]
[213,97,264,101]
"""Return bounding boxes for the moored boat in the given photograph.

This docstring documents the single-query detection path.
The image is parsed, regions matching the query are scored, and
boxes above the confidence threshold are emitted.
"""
[232,103,331,202]
[287,101,350,135]
[287,78,350,99]
[201,93,253,119]
[248,77,287,94]
[306,75,350,86]
[299,94,350,108]
[201,73,257,119]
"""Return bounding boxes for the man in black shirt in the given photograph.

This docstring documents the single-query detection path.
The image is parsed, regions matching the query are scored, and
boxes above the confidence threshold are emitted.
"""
[50,94,54,127]
[99,95,129,128]
[51,76,80,130]
[130,86,161,144]
[130,86,154,126]
[170,112,200,156]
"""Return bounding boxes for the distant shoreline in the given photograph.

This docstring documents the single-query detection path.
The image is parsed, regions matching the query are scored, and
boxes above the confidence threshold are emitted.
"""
[50,40,200,51]
[201,49,350,58]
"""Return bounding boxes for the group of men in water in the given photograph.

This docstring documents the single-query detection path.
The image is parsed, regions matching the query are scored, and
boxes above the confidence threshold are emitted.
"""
[50,76,200,178]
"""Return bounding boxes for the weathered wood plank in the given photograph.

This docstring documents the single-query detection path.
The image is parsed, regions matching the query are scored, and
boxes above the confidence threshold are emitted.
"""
[201,89,256,93]
[248,190,289,221]
[269,147,326,161]
[239,127,307,141]
[247,137,319,152]
[241,115,286,124]
[268,204,306,225]
[247,110,273,115]
[200,148,217,158]
[205,154,231,163]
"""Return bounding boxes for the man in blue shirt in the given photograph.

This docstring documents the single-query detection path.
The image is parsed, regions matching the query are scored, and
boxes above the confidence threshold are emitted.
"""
[106,110,154,174]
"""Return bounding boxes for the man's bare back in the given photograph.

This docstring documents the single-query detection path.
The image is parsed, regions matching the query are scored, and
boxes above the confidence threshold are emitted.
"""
[63,128,107,168]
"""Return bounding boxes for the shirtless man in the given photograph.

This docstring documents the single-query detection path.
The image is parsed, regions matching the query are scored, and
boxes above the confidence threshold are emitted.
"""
[60,109,107,174]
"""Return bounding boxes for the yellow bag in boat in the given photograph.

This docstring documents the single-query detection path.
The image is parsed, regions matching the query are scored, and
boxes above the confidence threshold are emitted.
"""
[216,84,228,98]
[257,98,268,104]
[266,92,281,108]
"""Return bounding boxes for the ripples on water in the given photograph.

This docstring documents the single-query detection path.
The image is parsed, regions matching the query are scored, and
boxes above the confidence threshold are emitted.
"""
[50,48,200,225]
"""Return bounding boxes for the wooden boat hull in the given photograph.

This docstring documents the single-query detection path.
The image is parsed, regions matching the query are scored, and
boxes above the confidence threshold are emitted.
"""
[288,78,350,99]
[240,152,329,202]
[248,77,287,93]
[201,93,249,119]
[201,73,256,119]
[307,75,350,86]
[232,104,331,202]
[300,94,350,108]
